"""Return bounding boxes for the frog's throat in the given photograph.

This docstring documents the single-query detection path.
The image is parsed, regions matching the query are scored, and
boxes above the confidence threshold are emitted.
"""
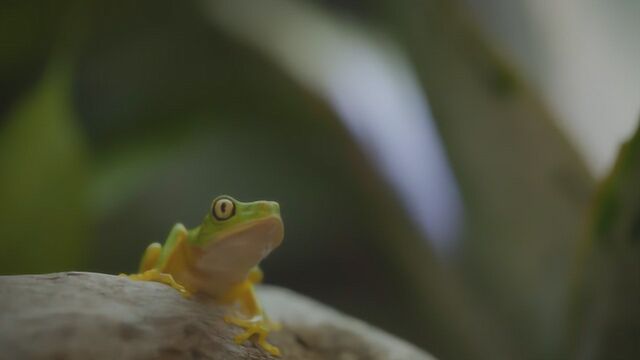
[185,216,283,296]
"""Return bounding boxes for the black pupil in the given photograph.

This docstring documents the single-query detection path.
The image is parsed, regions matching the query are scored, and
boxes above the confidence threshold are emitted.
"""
[220,202,227,213]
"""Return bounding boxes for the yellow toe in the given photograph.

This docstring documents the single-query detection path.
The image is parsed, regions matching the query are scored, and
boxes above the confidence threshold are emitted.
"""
[224,315,281,356]
[123,269,191,297]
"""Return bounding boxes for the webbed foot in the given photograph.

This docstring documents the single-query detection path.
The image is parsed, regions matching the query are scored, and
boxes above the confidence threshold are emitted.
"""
[224,315,282,356]
[120,269,191,297]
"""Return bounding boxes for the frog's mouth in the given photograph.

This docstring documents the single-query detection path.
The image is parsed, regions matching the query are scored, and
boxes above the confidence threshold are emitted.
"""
[192,216,284,286]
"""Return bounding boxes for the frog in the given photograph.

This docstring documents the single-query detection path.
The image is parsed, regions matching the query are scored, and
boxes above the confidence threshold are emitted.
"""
[122,195,285,356]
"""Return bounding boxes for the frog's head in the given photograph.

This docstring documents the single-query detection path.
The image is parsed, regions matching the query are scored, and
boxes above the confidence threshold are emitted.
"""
[189,195,284,283]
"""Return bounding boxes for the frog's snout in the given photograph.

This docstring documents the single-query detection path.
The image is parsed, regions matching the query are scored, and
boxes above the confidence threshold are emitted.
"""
[262,201,280,216]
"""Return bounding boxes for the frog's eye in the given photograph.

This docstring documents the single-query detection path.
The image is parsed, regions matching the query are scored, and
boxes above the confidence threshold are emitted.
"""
[212,197,235,221]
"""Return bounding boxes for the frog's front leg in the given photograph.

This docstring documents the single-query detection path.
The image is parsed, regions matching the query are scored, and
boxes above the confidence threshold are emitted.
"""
[139,242,162,272]
[224,281,281,356]
[125,268,190,297]
[121,224,191,297]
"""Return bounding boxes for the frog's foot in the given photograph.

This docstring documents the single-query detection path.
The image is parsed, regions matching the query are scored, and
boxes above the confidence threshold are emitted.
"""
[119,269,191,298]
[224,315,282,356]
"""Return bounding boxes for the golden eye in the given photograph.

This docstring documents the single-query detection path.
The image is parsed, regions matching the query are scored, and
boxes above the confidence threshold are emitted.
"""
[212,197,235,220]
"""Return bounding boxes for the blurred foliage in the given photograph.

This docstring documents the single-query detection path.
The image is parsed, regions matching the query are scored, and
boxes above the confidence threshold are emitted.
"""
[368,1,594,358]
[0,57,89,274]
[0,1,62,120]
[572,122,640,359]
[0,1,637,360]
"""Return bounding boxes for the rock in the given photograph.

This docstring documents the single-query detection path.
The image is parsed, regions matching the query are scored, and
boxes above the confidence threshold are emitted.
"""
[0,272,435,360]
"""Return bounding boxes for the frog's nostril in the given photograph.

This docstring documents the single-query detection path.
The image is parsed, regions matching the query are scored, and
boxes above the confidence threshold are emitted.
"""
[257,201,280,215]
[267,202,280,214]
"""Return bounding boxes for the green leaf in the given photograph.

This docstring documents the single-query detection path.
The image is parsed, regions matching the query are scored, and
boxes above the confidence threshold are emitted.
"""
[0,57,89,274]
[372,0,594,358]
[0,0,64,119]
[575,120,640,359]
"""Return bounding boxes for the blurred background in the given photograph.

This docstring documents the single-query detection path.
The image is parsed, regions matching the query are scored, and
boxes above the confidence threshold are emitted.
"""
[1,0,638,359]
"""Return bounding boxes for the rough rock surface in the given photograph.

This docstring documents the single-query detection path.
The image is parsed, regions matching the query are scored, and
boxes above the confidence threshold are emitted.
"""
[0,272,435,360]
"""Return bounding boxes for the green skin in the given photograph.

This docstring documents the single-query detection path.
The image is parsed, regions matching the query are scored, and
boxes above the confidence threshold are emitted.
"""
[128,195,285,356]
